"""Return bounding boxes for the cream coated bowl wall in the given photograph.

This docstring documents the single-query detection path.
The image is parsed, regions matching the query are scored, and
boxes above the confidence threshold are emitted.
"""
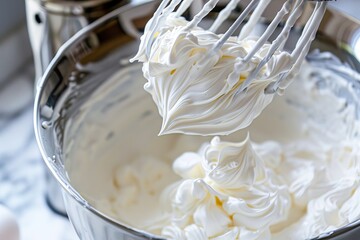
[34,1,360,239]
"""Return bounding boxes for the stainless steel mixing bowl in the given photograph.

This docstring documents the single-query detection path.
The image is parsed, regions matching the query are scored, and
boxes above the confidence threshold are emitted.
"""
[34,1,360,239]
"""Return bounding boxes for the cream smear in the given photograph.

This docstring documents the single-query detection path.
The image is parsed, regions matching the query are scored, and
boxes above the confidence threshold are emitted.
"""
[66,52,360,240]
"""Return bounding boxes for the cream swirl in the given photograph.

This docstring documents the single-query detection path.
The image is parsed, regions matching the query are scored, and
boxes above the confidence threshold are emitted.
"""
[162,137,360,240]
[67,49,360,239]
[271,140,360,239]
[131,14,291,136]
[161,136,291,239]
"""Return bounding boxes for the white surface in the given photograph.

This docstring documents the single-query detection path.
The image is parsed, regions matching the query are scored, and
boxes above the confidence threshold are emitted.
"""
[0,66,77,240]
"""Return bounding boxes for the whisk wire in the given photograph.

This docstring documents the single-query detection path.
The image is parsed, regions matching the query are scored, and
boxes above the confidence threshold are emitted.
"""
[146,0,327,95]
[210,0,241,32]
[186,0,220,30]
[145,0,171,56]
[175,0,194,17]
[291,2,325,59]
[236,0,306,93]
[273,2,327,92]
[243,0,292,63]
[213,0,260,52]
[228,1,292,90]
[238,0,271,40]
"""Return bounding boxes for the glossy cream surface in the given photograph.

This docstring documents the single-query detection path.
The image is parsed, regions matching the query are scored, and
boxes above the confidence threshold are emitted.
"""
[130,13,291,136]
[130,0,325,136]
[65,57,360,239]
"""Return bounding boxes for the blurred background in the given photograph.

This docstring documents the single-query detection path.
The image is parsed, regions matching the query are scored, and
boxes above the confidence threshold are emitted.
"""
[0,0,358,240]
[0,0,77,236]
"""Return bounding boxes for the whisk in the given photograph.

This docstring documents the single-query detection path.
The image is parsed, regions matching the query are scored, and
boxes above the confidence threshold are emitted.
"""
[143,0,327,94]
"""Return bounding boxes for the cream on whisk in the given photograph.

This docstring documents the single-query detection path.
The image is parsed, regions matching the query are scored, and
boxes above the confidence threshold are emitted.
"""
[131,3,289,136]
[131,0,326,136]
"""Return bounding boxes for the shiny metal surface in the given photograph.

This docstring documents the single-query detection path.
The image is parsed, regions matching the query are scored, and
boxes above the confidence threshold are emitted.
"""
[26,0,129,85]
[26,0,130,215]
[34,1,360,239]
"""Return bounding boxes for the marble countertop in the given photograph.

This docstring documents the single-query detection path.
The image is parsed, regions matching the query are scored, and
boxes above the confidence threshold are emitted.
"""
[0,64,77,240]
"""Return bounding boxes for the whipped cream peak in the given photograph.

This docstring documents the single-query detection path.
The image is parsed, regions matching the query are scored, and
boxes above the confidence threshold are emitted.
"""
[162,136,291,239]
[203,135,268,190]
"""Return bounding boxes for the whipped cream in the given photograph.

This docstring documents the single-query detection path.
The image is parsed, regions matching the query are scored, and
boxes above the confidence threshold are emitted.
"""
[131,8,292,136]
[65,51,360,239]
[159,136,360,240]
[131,0,326,136]
[161,135,291,239]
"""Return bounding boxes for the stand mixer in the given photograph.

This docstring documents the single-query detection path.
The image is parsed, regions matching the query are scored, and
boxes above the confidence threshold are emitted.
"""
[26,0,128,88]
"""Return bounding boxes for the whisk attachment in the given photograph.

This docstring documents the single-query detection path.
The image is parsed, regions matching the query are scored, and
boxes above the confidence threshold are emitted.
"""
[142,0,326,94]
[131,0,327,136]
